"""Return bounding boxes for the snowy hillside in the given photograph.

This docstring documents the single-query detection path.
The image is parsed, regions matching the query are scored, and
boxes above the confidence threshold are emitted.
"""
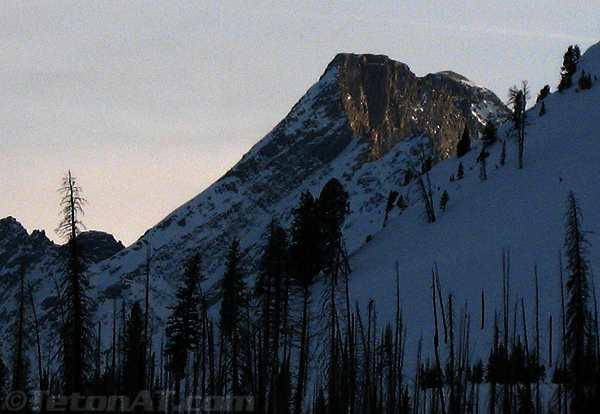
[347,41,600,372]
[80,52,508,331]
[1,42,599,412]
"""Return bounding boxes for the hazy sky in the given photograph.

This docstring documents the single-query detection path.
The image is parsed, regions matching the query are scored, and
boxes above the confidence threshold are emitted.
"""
[1,1,598,246]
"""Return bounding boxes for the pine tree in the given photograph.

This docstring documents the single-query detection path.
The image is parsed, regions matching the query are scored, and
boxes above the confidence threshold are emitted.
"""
[578,70,593,90]
[456,124,471,157]
[439,190,449,212]
[457,162,464,180]
[536,85,551,103]
[165,253,204,403]
[562,192,597,412]
[558,45,581,92]
[289,191,322,414]
[477,147,489,181]
[317,178,350,414]
[482,120,498,147]
[56,170,93,394]
[219,239,248,395]
[509,82,529,169]
[539,102,547,117]
[122,301,147,402]
[254,222,290,414]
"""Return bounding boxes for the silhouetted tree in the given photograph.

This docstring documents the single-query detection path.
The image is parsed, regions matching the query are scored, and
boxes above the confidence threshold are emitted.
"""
[254,222,290,414]
[509,82,530,169]
[558,45,581,92]
[56,170,93,394]
[561,192,597,413]
[219,239,248,395]
[122,301,146,404]
[289,191,323,414]
[536,85,551,103]
[439,190,449,212]
[165,253,203,404]
[482,120,498,147]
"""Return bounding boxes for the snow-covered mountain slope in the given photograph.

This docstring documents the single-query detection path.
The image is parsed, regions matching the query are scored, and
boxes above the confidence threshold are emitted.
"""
[2,40,599,380]
[347,41,600,368]
[0,218,124,343]
[83,53,507,319]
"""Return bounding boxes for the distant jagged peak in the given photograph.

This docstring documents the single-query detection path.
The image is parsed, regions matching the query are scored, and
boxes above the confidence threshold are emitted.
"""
[0,216,29,242]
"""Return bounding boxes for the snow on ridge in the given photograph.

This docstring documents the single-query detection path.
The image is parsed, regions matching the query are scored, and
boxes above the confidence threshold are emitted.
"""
[347,63,600,378]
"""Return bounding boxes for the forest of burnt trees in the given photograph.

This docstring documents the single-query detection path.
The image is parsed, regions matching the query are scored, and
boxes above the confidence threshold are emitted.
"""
[1,169,599,414]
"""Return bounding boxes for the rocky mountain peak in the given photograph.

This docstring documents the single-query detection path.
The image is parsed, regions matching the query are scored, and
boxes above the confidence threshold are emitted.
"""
[329,53,510,161]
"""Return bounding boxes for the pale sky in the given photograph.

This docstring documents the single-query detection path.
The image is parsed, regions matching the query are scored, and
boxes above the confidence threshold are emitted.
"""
[1,1,598,246]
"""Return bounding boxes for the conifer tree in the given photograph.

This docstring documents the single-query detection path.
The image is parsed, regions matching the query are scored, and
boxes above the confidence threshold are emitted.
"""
[536,85,551,103]
[317,178,350,414]
[457,162,464,180]
[439,190,449,212]
[254,222,290,414]
[477,147,489,181]
[289,191,323,414]
[558,45,581,92]
[165,253,204,404]
[56,170,93,394]
[219,239,248,395]
[561,192,597,412]
[384,190,399,227]
[482,120,498,147]
[509,81,529,169]
[122,301,147,403]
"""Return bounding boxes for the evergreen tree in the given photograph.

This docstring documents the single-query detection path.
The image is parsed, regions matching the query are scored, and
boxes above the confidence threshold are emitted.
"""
[11,262,31,397]
[56,170,93,394]
[317,178,350,273]
[482,120,498,147]
[439,190,449,212]
[317,178,350,414]
[578,70,593,90]
[289,191,323,414]
[539,102,547,117]
[456,124,471,157]
[477,147,489,181]
[536,85,551,103]
[561,192,597,412]
[165,253,204,403]
[558,45,581,92]
[509,82,529,169]
[122,301,147,403]
[457,162,464,180]
[219,239,248,395]
[254,222,290,414]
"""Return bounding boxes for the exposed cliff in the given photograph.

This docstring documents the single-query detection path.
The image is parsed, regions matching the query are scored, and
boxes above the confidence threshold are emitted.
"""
[331,53,509,161]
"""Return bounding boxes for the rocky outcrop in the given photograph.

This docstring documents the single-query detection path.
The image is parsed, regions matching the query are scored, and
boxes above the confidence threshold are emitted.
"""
[331,53,509,161]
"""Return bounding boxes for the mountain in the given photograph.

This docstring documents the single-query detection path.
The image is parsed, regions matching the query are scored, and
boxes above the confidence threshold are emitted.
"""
[86,53,509,311]
[0,217,124,340]
[1,43,599,407]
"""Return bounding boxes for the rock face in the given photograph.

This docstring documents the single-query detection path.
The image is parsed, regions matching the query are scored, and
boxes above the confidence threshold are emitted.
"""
[331,53,509,161]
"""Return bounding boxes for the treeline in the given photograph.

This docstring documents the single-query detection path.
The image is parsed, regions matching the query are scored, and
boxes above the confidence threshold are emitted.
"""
[1,169,599,414]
